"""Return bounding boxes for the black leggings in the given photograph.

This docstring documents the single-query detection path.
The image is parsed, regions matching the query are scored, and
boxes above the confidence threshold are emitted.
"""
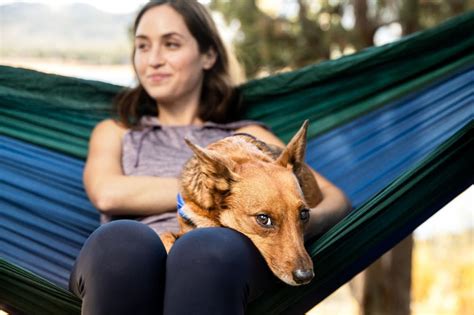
[69,220,275,315]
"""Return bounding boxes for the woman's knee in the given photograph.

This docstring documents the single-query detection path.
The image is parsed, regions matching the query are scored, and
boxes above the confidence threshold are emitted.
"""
[70,220,168,314]
[69,220,166,295]
[77,220,165,264]
[167,227,261,272]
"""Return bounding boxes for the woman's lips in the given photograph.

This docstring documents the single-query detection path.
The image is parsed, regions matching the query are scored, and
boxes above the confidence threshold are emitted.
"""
[147,73,171,83]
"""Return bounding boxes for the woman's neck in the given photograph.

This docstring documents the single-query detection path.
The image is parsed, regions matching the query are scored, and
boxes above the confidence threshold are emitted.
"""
[157,101,203,126]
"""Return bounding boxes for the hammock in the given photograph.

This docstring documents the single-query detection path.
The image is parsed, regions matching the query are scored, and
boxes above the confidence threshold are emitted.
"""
[1,12,473,314]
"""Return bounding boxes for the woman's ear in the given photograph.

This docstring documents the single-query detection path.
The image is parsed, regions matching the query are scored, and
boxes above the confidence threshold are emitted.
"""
[201,47,217,70]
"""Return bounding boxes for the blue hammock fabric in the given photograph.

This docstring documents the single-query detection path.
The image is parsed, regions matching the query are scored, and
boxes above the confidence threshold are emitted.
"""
[0,137,97,286]
[310,67,473,206]
[1,66,472,291]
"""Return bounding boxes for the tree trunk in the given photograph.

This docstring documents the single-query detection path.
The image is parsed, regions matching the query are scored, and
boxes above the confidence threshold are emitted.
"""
[350,234,413,315]
[401,0,419,36]
[447,0,466,15]
[353,0,377,48]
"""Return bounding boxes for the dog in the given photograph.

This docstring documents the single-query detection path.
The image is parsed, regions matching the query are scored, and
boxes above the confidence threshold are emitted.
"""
[160,120,322,286]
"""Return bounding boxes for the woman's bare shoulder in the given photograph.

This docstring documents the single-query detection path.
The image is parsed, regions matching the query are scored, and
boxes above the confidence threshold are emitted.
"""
[235,124,285,147]
[92,119,129,139]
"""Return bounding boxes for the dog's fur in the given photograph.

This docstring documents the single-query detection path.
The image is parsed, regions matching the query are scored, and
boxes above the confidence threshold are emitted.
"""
[160,121,322,285]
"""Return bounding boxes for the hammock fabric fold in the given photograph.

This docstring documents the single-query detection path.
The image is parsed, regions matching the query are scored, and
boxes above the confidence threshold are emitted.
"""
[249,122,473,314]
[1,11,473,314]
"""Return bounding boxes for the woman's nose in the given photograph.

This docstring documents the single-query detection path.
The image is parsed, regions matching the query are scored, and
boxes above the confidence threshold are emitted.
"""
[148,47,165,67]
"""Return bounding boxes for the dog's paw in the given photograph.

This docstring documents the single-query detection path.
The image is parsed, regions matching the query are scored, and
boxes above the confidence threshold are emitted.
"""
[159,232,178,253]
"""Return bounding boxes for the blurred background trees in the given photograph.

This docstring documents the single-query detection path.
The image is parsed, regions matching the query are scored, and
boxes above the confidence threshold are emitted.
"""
[209,0,473,78]
[2,0,472,79]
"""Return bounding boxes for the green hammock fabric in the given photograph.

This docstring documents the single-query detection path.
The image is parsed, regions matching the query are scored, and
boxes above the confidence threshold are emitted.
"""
[1,121,472,314]
[0,259,81,314]
[1,11,472,156]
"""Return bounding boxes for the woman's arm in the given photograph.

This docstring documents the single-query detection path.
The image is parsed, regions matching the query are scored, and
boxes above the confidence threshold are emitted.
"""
[236,124,352,238]
[304,168,351,239]
[83,119,179,216]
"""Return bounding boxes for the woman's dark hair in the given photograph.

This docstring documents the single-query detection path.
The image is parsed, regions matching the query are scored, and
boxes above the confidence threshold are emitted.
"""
[114,0,242,128]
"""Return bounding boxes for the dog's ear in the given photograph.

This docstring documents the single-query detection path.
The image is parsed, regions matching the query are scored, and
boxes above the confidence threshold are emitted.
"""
[275,120,308,171]
[183,138,238,209]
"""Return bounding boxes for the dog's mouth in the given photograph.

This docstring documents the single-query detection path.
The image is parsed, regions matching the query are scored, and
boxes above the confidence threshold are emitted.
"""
[276,267,314,286]
[245,233,315,286]
[268,262,314,286]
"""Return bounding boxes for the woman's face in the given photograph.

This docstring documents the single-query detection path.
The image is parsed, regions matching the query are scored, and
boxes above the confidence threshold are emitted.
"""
[134,5,215,106]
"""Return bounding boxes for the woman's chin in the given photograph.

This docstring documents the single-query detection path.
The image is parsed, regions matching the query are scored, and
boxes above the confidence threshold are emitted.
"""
[144,88,174,103]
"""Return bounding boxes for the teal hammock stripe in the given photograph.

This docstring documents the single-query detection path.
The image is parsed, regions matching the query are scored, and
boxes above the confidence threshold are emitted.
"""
[0,259,81,314]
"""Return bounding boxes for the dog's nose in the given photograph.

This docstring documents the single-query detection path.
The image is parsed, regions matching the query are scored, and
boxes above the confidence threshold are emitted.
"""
[292,268,314,284]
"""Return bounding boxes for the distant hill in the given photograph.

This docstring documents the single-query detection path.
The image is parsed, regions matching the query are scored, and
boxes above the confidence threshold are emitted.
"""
[0,2,135,63]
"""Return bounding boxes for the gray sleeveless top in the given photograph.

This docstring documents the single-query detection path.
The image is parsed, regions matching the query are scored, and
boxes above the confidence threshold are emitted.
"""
[100,116,266,234]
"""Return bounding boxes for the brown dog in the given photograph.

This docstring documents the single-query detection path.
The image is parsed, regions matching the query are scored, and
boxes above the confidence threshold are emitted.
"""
[160,120,322,285]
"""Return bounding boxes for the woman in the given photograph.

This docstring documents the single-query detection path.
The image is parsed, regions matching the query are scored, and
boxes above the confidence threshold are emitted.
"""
[69,1,351,314]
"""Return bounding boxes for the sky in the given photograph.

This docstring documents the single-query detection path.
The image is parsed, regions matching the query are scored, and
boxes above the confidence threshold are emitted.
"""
[414,186,473,239]
[0,0,148,13]
[0,0,401,46]
[0,0,214,13]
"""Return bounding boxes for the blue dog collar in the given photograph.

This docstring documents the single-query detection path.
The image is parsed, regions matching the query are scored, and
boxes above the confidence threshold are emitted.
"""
[177,193,193,224]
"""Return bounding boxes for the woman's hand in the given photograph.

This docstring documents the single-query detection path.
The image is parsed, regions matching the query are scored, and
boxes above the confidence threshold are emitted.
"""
[83,119,179,216]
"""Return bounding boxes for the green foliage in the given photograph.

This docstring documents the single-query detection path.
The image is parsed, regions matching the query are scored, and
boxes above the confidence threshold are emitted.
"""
[211,0,473,79]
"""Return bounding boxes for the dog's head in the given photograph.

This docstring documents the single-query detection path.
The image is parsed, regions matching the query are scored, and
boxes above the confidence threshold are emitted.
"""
[181,121,314,285]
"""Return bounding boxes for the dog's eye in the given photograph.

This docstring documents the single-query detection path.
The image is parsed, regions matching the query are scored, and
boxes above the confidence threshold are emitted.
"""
[300,209,310,222]
[256,214,272,227]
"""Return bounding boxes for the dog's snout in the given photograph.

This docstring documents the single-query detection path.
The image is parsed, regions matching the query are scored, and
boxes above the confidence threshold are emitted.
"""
[292,268,314,284]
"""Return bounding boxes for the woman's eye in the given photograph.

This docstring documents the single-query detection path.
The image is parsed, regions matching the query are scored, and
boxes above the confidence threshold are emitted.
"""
[166,42,180,49]
[300,209,310,222]
[136,43,148,50]
[256,214,272,227]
